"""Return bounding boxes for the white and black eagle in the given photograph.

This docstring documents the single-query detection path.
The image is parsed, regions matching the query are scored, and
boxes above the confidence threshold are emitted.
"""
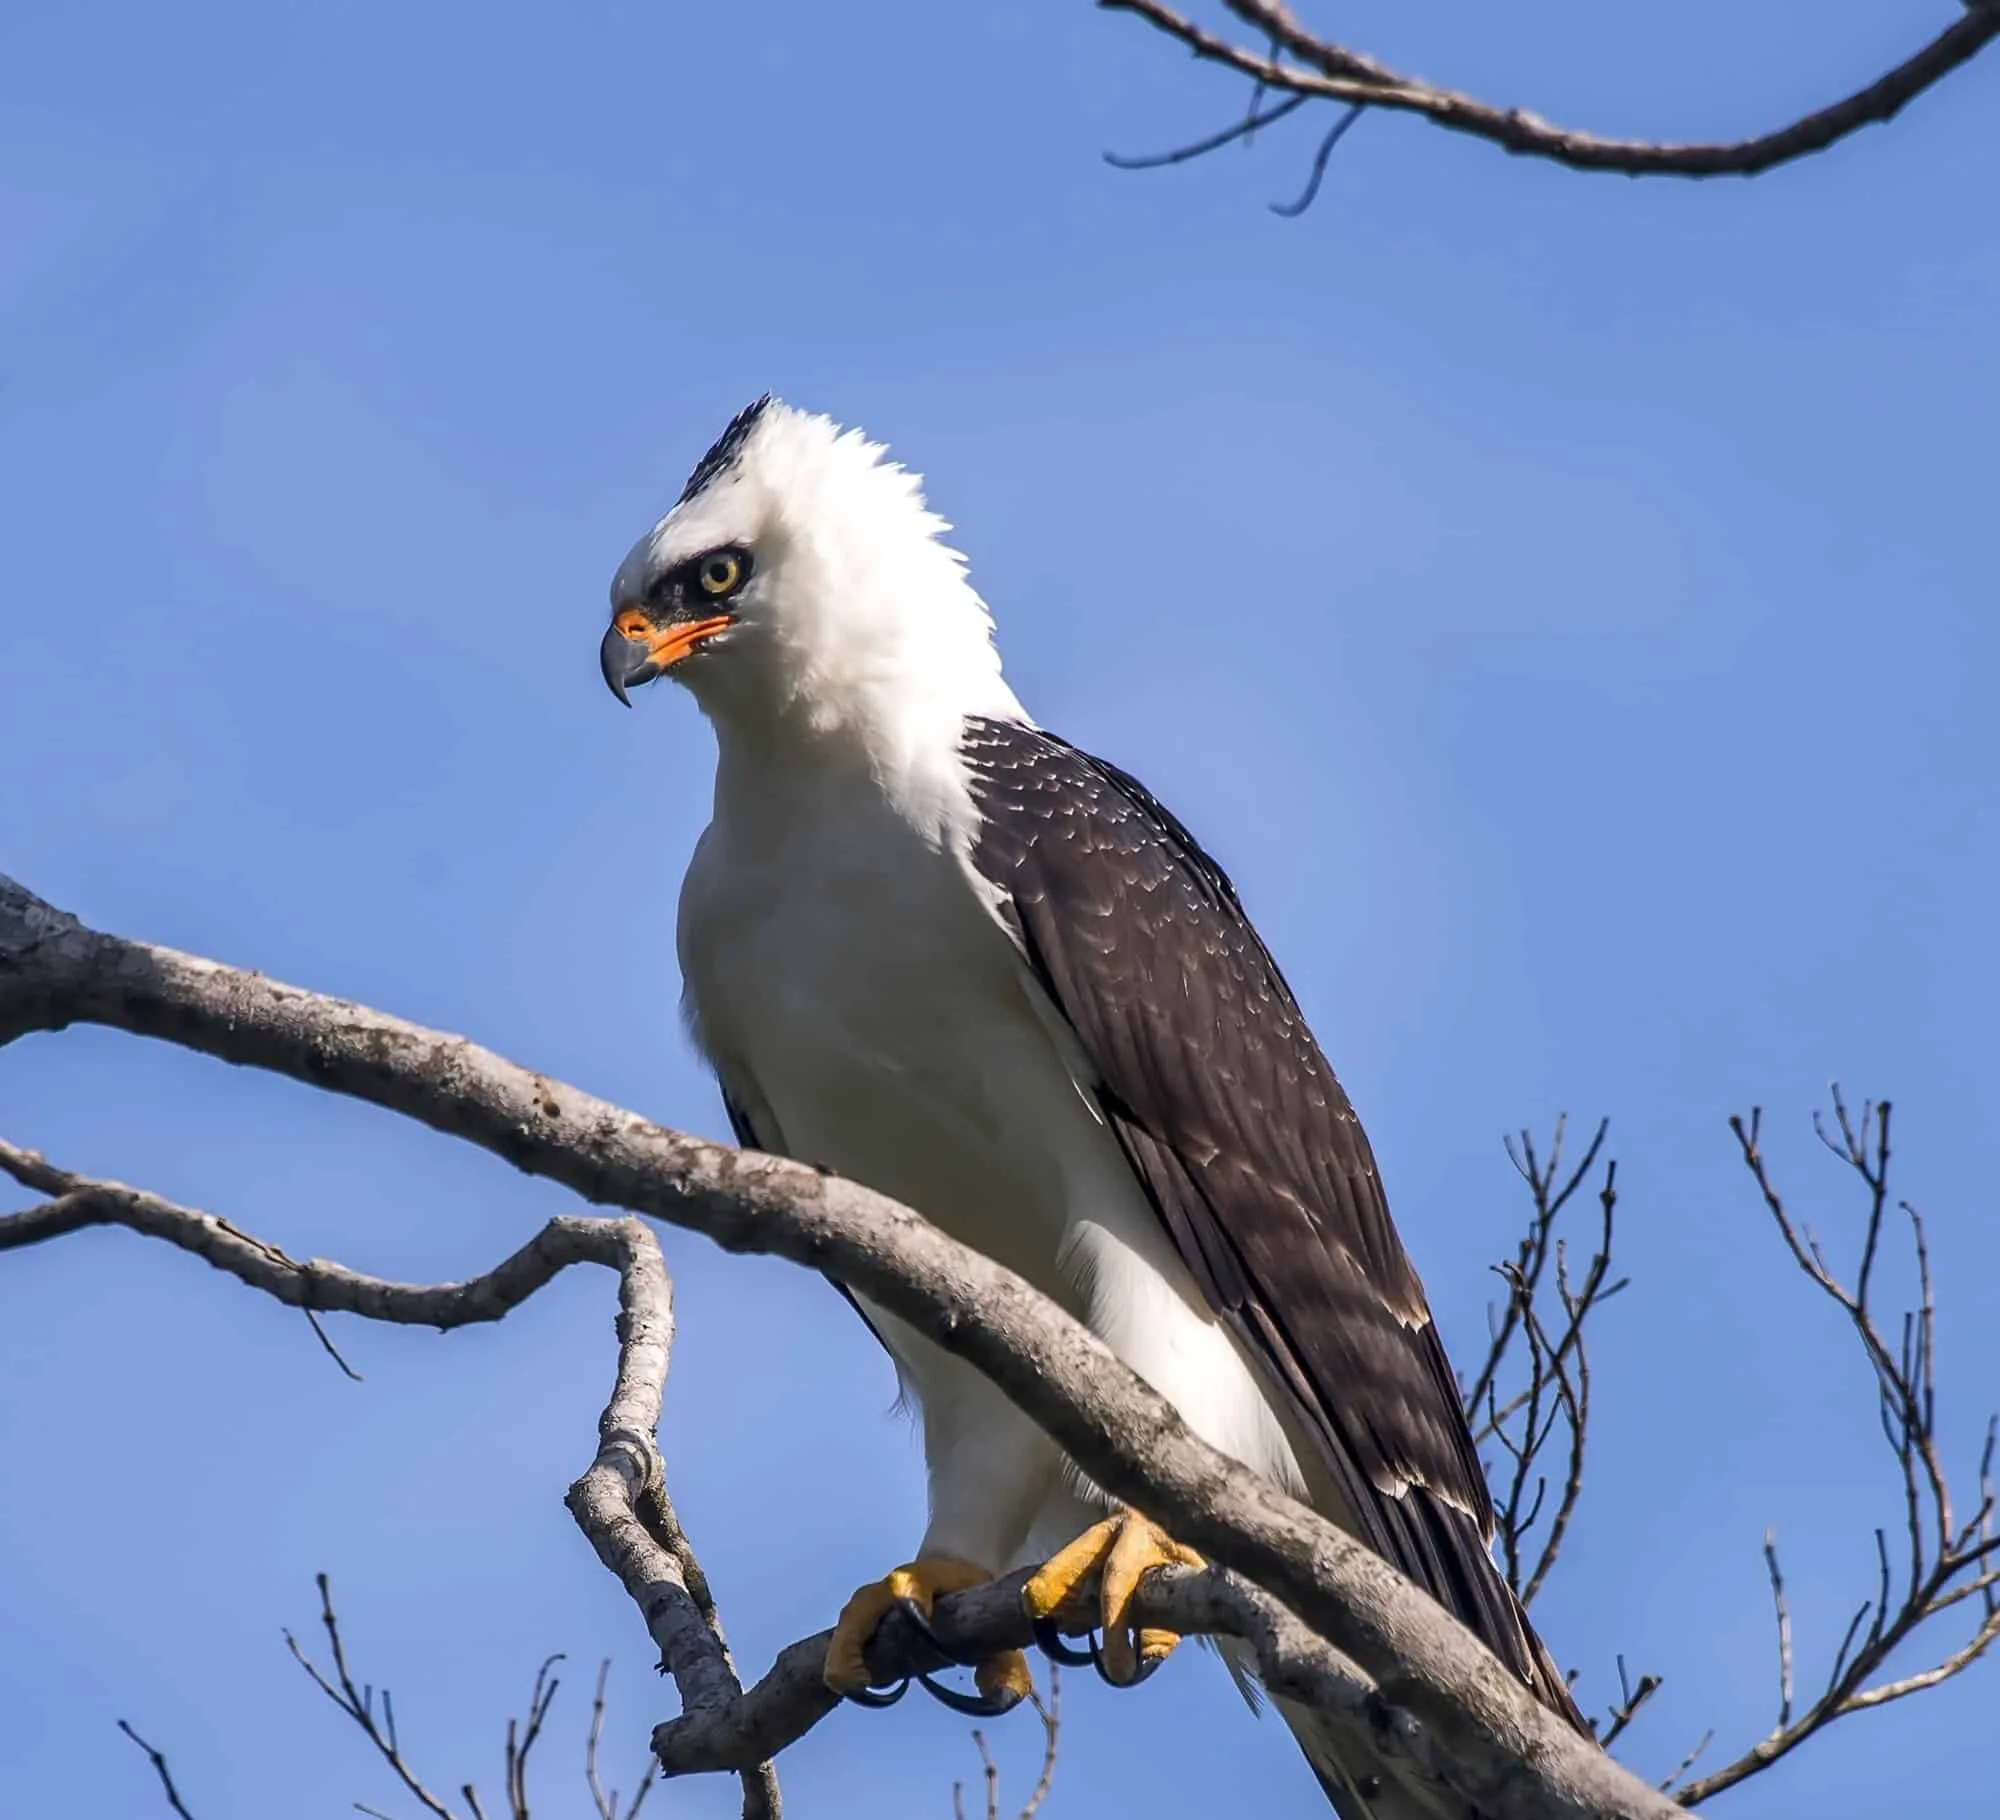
[599,397,1583,1816]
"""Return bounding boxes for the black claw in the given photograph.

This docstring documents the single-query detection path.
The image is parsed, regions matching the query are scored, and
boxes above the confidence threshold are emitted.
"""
[915,1671,1026,1718]
[840,1678,911,1709]
[894,1595,984,1668]
[1031,1618,1099,1667]
[1097,1646,1167,1690]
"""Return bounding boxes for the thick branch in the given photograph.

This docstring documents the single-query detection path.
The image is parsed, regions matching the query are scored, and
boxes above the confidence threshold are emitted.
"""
[0,1138,1485,1811]
[1108,0,1997,181]
[652,1562,1443,1788]
[0,875,1679,1819]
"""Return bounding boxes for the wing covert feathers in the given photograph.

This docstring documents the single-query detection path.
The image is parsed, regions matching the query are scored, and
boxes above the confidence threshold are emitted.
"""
[961,717,1583,1730]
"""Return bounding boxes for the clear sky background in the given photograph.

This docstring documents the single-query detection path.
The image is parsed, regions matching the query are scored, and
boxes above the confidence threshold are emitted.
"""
[3,3,1996,1816]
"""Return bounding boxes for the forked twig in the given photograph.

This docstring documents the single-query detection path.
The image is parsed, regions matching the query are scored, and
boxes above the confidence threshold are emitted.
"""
[0,1140,777,1820]
[1671,1094,2000,1803]
[284,1574,460,1820]
[1468,1118,1626,1608]
[950,1668,1062,1820]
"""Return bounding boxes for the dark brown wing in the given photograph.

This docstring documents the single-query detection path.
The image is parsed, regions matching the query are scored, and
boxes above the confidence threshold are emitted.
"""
[961,716,1579,1724]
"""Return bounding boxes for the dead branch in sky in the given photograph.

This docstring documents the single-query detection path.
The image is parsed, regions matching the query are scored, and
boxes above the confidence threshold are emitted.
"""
[5,872,1996,1816]
[117,1722,200,1820]
[0,1136,1469,1814]
[953,1667,1061,1820]
[587,1662,659,1820]
[1467,1117,1626,1611]
[285,1579,661,1820]
[0,1134,774,1820]
[1103,1,1998,200]
[0,1128,1502,1817]
[0,870,1683,1820]
[1462,1116,1660,1749]
[1666,1095,2000,1804]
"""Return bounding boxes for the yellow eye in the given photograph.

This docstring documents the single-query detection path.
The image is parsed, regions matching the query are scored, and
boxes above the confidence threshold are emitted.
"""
[699,552,743,596]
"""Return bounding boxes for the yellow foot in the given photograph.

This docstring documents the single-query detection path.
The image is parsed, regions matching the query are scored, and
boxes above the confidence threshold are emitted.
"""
[1021,1509,1204,1686]
[823,1554,1032,1712]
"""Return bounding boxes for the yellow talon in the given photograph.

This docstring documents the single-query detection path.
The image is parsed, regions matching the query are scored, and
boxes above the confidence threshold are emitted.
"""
[1021,1510,1203,1686]
[823,1554,1030,1703]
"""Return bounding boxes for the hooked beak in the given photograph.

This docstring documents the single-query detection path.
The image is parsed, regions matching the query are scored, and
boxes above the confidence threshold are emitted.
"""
[599,606,733,706]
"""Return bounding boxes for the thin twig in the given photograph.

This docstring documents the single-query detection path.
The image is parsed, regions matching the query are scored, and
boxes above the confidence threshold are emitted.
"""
[1467,1119,1623,1619]
[1269,102,1364,215]
[1670,1094,2000,1803]
[285,1575,459,1820]
[951,1666,1062,1820]
[588,1661,657,1820]
[1763,1532,1794,1727]
[1596,1657,1662,1753]
[1105,91,1310,168]
[118,1720,200,1820]
[1018,1668,1062,1820]
[1656,1729,1714,1796]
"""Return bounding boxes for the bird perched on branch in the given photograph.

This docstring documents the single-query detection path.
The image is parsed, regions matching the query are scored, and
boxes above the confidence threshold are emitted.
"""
[599,397,1584,1816]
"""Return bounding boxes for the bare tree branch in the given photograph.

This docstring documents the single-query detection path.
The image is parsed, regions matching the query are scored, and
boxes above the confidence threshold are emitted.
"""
[284,1585,665,1820]
[1468,1118,1626,1614]
[118,1721,201,1820]
[284,1574,462,1820]
[1595,1658,1662,1756]
[1017,1670,1061,1820]
[1667,1095,2000,1805]
[0,871,1675,1820]
[652,1554,1484,1791]
[588,1661,657,1820]
[12,875,1997,1812]
[954,1673,1062,1820]
[0,1137,1465,1812]
[1106,0,1998,191]
[0,1134,780,1820]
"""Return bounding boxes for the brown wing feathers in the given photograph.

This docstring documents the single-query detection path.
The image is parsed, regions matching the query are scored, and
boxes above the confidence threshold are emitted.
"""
[961,717,1582,1728]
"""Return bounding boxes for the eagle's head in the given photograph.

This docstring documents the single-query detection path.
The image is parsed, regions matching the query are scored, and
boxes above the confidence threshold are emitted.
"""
[600,397,1018,745]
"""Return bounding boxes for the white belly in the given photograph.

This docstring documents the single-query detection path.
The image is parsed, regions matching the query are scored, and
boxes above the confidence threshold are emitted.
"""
[679,791,1306,1564]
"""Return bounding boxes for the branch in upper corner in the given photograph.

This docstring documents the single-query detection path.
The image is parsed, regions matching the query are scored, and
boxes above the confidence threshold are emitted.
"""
[1102,0,1999,189]
[1667,1092,2000,1805]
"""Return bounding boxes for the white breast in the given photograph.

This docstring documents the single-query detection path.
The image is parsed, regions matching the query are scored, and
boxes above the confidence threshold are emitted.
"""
[678,757,1081,1290]
[677,738,1307,1506]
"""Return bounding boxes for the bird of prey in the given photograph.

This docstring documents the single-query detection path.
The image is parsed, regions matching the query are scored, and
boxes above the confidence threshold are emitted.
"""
[599,397,1583,1816]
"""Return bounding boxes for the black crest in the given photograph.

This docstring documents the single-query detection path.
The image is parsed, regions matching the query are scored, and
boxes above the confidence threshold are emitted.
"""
[678,395,773,505]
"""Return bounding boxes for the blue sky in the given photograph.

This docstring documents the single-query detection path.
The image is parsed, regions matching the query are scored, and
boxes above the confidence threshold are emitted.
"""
[3,1,1996,1814]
